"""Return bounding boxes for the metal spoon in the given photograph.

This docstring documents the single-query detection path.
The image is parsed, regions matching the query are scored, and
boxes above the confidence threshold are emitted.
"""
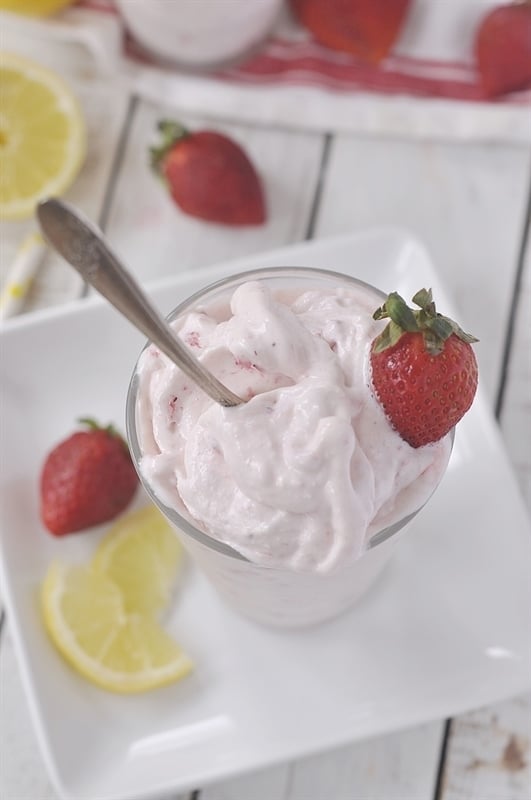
[37,198,244,408]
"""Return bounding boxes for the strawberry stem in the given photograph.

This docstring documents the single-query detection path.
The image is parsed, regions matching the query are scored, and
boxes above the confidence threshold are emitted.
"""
[149,120,190,175]
[372,289,479,356]
[78,416,102,431]
[378,292,419,332]
[77,417,122,442]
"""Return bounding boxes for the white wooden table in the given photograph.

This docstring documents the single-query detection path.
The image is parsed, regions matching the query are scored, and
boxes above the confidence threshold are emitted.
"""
[1,82,530,800]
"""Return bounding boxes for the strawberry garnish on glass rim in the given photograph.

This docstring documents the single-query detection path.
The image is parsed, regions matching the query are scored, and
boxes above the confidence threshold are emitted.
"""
[370,289,479,448]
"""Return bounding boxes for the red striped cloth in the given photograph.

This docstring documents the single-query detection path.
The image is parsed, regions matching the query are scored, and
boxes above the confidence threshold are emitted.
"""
[78,0,530,106]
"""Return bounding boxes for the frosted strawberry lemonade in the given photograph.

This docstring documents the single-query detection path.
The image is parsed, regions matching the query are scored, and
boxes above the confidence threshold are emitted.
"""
[127,268,478,627]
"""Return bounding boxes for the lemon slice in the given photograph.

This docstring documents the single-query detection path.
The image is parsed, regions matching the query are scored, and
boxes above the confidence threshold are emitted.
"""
[0,52,86,220]
[0,1,73,15]
[92,506,183,616]
[42,562,193,693]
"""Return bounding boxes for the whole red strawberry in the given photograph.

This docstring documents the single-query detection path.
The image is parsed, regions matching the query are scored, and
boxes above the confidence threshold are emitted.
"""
[289,0,411,64]
[40,418,138,536]
[370,289,479,448]
[475,2,531,97]
[150,121,266,226]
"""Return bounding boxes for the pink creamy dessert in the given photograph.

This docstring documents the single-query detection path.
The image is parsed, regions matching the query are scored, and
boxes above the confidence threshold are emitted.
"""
[134,276,452,584]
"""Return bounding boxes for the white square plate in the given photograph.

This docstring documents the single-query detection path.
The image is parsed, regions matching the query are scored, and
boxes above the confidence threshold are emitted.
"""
[1,230,530,800]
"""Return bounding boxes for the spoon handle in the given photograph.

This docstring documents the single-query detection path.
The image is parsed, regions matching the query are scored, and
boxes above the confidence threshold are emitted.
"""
[37,199,243,408]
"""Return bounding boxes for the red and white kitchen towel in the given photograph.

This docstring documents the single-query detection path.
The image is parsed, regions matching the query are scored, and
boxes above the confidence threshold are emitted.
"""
[5,0,531,142]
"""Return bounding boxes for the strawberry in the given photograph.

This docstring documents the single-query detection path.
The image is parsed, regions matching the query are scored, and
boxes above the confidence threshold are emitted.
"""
[40,418,138,536]
[370,289,479,448]
[150,120,266,226]
[289,0,411,64]
[475,2,531,97]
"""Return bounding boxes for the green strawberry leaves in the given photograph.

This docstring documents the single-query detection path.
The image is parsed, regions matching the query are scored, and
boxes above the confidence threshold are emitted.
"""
[372,288,479,355]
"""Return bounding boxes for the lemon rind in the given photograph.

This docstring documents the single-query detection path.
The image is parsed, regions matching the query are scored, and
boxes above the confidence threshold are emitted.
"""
[0,51,86,220]
[41,562,193,694]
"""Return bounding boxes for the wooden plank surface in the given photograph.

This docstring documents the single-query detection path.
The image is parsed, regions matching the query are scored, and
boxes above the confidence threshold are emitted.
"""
[200,723,443,800]
[440,695,531,800]
[497,234,531,508]
[288,724,444,800]
[104,99,325,285]
[198,764,291,800]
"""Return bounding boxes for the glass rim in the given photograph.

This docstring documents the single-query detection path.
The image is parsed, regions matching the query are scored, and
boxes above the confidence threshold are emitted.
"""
[126,265,454,566]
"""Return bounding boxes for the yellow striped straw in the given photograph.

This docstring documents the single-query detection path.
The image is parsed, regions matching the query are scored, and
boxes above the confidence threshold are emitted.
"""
[0,231,47,321]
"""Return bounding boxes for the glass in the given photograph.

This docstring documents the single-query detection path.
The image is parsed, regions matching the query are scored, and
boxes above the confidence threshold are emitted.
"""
[114,0,284,69]
[126,267,452,627]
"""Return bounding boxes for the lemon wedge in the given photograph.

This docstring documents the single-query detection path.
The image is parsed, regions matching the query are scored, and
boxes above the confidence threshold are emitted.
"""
[92,506,183,616]
[0,52,86,220]
[42,562,193,693]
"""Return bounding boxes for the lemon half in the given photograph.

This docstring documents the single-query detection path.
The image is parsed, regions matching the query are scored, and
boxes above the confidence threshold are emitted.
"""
[42,562,193,694]
[0,51,86,220]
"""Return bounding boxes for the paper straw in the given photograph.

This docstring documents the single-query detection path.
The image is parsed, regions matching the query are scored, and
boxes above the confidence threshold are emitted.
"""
[0,232,47,322]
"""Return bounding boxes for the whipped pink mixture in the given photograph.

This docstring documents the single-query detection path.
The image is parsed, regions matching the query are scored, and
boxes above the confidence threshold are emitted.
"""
[136,281,452,573]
